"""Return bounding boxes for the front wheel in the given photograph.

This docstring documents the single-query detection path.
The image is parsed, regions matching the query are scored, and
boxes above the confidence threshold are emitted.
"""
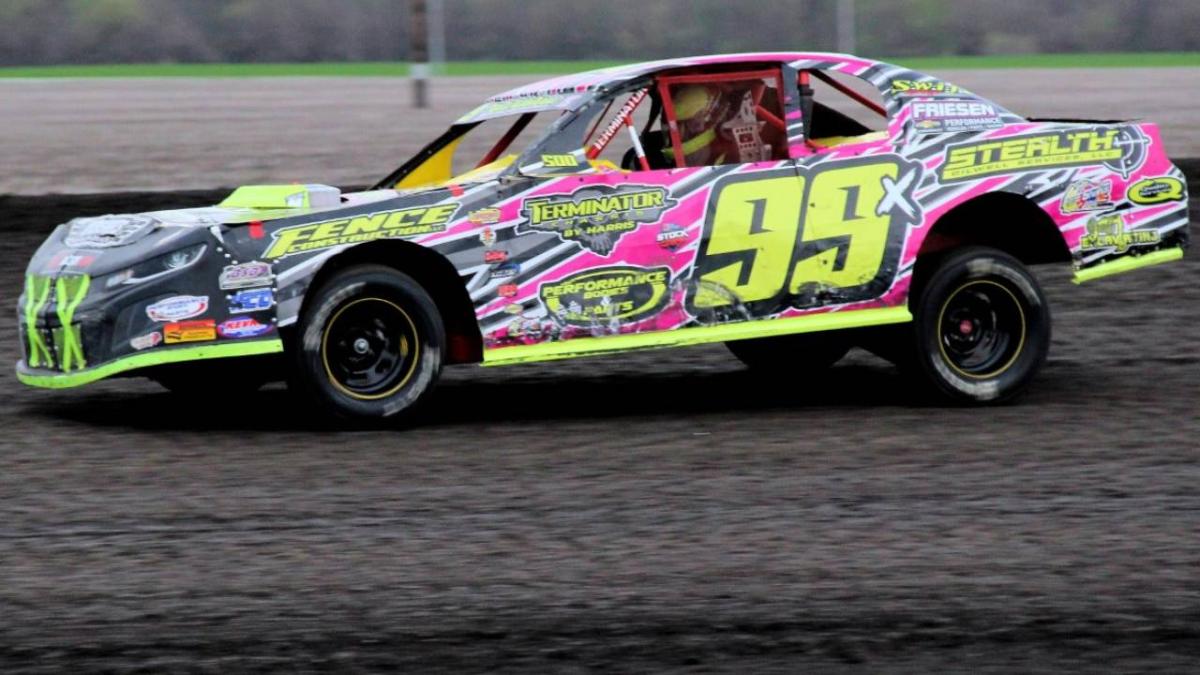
[907,247,1050,403]
[290,264,445,421]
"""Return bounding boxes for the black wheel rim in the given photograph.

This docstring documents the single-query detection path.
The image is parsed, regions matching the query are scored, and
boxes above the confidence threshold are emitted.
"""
[937,280,1026,378]
[321,297,419,399]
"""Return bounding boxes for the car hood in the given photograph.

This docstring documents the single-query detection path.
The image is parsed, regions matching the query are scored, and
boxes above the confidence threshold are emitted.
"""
[24,186,417,279]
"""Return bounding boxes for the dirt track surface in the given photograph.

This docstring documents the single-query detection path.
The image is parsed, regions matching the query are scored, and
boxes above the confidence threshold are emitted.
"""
[0,183,1198,669]
[2,67,1199,194]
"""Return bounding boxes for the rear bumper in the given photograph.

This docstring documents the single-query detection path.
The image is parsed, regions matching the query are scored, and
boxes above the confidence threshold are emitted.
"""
[16,339,284,389]
[1072,246,1185,284]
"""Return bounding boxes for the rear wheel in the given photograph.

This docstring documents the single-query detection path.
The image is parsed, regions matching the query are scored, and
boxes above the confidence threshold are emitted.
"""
[726,332,851,373]
[907,247,1050,403]
[290,264,444,421]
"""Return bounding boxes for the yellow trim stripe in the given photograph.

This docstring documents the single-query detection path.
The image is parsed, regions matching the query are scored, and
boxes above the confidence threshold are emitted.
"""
[16,339,284,389]
[483,306,911,367]
[1072,247,1185,284]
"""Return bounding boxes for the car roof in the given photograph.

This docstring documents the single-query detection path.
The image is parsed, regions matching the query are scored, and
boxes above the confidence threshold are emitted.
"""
[456,52,890,124]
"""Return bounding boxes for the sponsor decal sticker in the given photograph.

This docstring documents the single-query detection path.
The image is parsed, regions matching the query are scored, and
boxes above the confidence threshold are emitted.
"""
[891,79,969,97]
[262,203,460,259]
[507,317,549,339]
[164,319,216,344]
[47,251,97,271]
[498,283,519,298]
[470,209,502,226]
[219,261,274,289]
[656,223,690,251]
[1127,176,1185,205]
[465,94,568,120]
[484,249,508,264]
[146,295,208,322]
[909,99,1002,134]
[1079,213,1161,253]
[228,288,274,314]
[589,89,649,157]
[217,317,274,339]
[504,303,524,314]
[540,154,580,168]
[129,331,162,351]
[518,185,677,255]
[490,262,520,280]
[1061,178,1115,214]
[939,127,1148,182]
[539,265,671,328]
[478,226,497,246]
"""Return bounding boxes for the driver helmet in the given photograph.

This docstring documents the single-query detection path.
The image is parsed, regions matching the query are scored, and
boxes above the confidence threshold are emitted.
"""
[673,84,725,137]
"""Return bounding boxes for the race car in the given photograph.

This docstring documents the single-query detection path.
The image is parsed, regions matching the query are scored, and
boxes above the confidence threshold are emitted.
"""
[17,52,1190,420]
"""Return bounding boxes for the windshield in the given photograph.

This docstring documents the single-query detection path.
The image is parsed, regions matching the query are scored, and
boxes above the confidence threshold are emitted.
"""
[377,111,560,191]
[375,77,690,190]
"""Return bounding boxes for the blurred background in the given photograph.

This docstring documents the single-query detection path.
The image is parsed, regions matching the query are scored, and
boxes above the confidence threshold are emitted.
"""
[2,1,1197,672]
[2,0,1200,64]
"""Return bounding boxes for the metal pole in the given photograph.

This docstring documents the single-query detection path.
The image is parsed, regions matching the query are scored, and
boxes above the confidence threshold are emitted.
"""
[410,0,429,108]
[836,0,856,54]
[428,0,446,75]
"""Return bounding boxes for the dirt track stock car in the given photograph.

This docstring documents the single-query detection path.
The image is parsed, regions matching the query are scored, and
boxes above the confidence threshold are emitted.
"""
[17,52,1190,420]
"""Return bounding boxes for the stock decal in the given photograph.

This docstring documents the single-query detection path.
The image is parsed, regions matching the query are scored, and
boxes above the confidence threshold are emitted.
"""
[939,127,1149,182]
[262,203,460,259]
[539,265,672,328]
[656,223,689,251]
[688,156,923,317]
[517,184,677,255]
[1127,176,1185,205]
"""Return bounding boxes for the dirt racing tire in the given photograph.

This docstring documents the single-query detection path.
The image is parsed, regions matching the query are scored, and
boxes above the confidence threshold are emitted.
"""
[726,332,851,373]
[290,264,445,422]
[907,246,1050,404]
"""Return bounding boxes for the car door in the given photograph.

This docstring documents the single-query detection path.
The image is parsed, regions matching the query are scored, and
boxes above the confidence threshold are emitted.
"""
[771,67,923,313]
[505,68,803,345]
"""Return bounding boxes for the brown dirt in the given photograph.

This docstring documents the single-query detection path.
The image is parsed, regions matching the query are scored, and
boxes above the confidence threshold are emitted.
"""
[0,172,1196,670]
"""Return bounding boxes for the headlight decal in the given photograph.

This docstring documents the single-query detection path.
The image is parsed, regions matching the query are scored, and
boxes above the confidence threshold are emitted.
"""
[106,244,207,289]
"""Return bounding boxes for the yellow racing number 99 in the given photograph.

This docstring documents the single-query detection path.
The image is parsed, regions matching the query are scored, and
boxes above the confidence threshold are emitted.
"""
[791,162,895,291]
[689,158,917,316]
[694,175,804,307]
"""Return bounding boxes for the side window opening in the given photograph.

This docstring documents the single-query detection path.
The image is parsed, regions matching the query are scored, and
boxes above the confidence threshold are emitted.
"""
[801,70,888,146]
[658,69,790,168]
[453,112,546,176]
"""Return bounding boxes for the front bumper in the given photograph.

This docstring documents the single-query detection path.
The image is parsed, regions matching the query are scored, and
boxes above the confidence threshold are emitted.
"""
[16,339,284,389]
[18,227,282,389]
